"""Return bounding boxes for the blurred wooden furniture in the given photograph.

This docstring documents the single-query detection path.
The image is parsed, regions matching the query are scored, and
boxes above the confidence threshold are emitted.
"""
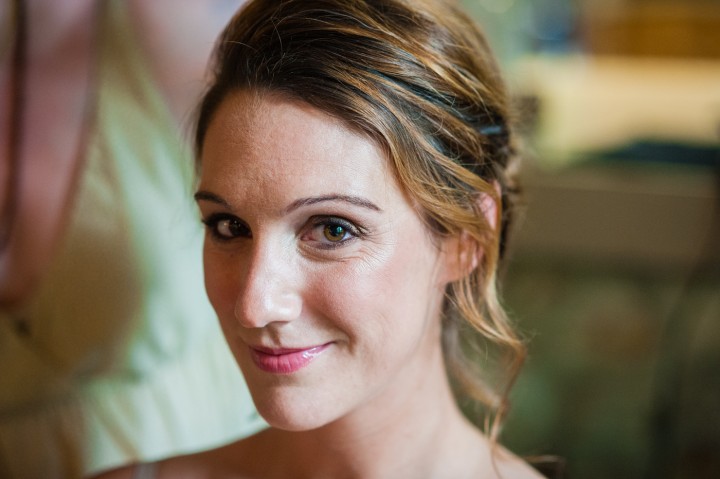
[580,0,720,59]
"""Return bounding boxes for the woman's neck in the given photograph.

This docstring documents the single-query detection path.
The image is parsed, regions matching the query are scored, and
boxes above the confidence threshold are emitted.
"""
[232,353,490,479]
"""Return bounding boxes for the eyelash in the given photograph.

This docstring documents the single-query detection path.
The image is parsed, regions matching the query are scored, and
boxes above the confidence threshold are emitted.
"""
[202,213,251,241]
[201,213,365,248]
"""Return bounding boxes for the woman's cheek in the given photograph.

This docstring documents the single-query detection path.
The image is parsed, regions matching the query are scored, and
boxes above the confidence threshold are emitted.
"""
[308,252,398,335]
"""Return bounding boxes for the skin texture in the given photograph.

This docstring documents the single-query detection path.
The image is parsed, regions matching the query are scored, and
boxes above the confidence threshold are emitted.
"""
[196,89,458,433]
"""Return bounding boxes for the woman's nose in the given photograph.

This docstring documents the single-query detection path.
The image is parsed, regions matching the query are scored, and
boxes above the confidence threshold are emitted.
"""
[234,243,302,329]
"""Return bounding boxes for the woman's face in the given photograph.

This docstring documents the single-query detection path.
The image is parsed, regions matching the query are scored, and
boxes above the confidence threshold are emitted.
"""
[196,90,459,430]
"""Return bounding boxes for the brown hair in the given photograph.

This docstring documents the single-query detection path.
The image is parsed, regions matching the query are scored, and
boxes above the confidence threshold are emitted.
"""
[195,0,525,438]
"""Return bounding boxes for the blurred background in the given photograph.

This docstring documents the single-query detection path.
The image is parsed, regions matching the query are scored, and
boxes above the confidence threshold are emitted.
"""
[461,0,720,477]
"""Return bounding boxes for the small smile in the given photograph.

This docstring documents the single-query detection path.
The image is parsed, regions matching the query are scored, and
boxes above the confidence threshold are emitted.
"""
[249,343,332,374]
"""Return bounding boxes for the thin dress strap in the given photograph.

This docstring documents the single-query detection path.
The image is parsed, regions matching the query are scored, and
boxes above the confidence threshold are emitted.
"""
[132,463,156,479]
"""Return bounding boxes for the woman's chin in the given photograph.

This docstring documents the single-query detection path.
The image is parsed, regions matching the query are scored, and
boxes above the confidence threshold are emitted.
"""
[257,403,332,432]
[245,386,335,431]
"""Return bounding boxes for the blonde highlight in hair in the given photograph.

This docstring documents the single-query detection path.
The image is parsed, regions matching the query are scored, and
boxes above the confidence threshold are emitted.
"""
[196,0,525,439]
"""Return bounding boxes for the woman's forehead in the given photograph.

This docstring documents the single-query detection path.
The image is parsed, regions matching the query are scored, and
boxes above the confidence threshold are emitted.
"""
[198,90,400,209]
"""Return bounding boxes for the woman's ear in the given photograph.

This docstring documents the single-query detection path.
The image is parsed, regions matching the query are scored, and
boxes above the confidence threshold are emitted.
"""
[480,181,501,231]
[440,185,499,283]
[441,230,480,283]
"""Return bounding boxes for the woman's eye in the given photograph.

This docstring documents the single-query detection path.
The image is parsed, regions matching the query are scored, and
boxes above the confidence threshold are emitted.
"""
[307,217,362,248]
[203,214,250,240]
[323,224,350,242]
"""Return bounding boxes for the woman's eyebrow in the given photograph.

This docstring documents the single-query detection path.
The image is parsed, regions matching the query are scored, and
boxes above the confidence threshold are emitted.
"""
[194,191,382,213]
[194,190,230,208]
[286,195,382,213]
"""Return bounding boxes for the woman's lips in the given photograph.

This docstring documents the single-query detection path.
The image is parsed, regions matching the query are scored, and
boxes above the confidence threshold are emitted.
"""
[249,343,331,374]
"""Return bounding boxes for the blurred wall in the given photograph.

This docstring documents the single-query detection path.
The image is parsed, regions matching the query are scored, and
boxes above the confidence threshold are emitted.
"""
[462,1,720,478]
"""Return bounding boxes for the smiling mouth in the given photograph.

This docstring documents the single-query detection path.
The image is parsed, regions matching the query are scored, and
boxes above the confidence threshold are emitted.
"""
[249,343,332,374]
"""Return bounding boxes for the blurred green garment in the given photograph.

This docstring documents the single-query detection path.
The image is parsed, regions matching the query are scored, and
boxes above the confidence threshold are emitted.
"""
[0,1,264,477]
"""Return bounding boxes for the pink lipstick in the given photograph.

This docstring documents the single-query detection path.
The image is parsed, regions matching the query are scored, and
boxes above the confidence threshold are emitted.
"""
[250,343,331,374]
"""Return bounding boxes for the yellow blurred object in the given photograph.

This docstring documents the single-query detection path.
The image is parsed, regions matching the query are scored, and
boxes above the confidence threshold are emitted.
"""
[513,55,720,165]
